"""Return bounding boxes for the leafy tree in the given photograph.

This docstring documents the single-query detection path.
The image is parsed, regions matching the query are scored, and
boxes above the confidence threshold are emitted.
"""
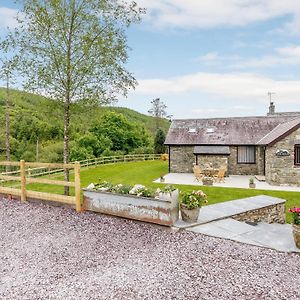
[148,98,170,130]
[0,58,17,166]
[91,111,151,154]
[4,0,144,194]
[38,142,64,163]
[154,128,166,154]
[76,133,112,157]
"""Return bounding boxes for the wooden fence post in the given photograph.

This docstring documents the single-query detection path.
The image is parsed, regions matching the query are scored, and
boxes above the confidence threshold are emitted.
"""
[20,160,26,202]
[74,161,81,212]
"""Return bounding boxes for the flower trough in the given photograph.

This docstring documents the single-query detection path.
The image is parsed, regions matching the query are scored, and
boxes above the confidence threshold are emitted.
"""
[83,183,179,226]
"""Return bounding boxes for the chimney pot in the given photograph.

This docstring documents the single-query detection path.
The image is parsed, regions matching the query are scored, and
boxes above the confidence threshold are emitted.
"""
[268,102,275,115]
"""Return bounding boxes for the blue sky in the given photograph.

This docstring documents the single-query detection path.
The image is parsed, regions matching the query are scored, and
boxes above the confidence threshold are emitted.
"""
[2,1,300,119]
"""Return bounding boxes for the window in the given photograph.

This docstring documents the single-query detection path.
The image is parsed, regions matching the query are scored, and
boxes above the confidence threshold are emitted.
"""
[295,145,300,166]
[237,146,256,164]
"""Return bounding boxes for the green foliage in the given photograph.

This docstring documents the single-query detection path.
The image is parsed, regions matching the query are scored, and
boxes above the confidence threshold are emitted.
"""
[91,111,152,154]
[154,128,166,154]
[112,184,133,195]
[0,88,170,162]
[181,190,208,209]
[288,208,300,225]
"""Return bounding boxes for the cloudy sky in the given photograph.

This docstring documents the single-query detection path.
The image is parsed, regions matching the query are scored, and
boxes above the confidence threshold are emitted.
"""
[2,1,300,118]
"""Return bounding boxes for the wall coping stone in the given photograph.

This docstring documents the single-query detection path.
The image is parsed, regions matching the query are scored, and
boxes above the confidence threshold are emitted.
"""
[174,195,285,229]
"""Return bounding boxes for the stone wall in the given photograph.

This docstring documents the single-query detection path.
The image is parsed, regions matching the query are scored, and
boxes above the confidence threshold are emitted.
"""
[169,146,195,173]
[232,202,285,224]
[227,146,265,175]
[196,155,228,171]
[169,145,265,175]
[265,127,300,186]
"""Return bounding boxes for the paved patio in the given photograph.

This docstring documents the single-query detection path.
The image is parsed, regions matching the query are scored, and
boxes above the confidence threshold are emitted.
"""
[155,173,300,192]
[173,196,299,253]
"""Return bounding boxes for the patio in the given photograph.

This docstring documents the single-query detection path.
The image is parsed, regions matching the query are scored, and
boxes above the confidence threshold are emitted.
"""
[155,173,300,192]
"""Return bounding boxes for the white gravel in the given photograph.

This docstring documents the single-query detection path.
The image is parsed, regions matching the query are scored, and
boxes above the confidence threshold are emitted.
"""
[0,198,299,300]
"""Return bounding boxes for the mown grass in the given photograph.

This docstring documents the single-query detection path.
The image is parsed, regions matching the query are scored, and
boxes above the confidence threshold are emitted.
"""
[7,160,300,223]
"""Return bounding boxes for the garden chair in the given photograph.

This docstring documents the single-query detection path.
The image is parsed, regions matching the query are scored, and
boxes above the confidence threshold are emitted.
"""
[213,168,226,183]
[193,165,204,182]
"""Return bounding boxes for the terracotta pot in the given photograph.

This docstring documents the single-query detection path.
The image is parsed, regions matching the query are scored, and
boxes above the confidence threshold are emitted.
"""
[180,204,200,223]
[292,224,300,248]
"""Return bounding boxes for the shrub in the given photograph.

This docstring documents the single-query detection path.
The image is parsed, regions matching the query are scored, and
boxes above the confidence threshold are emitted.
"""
[289,207,300,225]
[181,190,208,210]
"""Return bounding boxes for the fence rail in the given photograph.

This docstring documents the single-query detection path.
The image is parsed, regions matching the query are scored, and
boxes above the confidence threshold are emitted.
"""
[0,160,81,212]
[0,154,162,178]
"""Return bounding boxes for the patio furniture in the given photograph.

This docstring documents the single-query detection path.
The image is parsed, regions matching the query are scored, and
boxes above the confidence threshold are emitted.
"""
[193,165,204,182]
[202,168,219,178]
[213,168,226,183]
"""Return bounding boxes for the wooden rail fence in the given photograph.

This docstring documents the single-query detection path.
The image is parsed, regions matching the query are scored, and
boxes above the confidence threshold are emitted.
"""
[0,160,81,212]
[0,154,162,178]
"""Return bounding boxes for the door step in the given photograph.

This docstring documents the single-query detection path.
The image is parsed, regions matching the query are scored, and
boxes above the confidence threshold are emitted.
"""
[255,175,266,182]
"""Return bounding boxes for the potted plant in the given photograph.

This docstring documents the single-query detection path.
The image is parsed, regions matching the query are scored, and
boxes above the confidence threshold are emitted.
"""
[289,207,300,248]
[157,185,179,201]
[180,190,208,223]
[160,174,165,183]
[249,178,256,188]
[202,176,213,186]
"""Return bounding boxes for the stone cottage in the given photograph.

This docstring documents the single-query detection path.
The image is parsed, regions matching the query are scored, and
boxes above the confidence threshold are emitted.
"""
[165,103,300,186]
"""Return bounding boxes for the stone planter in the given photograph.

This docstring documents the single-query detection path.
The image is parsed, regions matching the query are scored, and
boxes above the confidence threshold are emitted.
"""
[249,183,256,189]
[83,189,179,227]
[180,204,200,223]
[202,177,213,186]
[292,224,300,248]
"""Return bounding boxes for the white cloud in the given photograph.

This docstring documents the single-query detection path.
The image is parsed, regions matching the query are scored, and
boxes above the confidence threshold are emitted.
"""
[233,45,300,68]
[197,52,220,62]
[138,0,300,31]
[135,72,300,105]
[0,7,19,29]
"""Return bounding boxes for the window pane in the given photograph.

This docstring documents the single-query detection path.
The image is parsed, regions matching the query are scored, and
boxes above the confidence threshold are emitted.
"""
[238,146,255,163]
[296,146,300,165]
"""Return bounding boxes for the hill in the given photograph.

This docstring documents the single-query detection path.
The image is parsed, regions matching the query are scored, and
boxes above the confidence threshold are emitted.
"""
[0,88,170,162]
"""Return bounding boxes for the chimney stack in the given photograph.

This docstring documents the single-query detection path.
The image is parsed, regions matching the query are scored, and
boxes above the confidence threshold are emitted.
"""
[268,102,275,115]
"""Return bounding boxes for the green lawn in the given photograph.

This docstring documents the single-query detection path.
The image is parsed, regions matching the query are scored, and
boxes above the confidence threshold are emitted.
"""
[8,160,300,223]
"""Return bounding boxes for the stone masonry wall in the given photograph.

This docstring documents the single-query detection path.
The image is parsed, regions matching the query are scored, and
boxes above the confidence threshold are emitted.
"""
[169,146,195,173]
[227,146,265,175]
[170,145,265,175]
[196,155,228,171]
[265,127,300,186]
[232,202,285,224]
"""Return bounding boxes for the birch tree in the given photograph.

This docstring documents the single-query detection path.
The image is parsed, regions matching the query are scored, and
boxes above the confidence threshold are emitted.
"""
[0,58,17,169]
[3,0,143,194]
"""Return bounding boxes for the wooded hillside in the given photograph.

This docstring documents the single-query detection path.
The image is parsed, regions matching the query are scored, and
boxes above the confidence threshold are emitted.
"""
[0,88,170,162]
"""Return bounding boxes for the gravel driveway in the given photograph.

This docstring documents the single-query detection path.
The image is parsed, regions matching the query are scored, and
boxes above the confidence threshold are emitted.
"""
[0,198,299,300]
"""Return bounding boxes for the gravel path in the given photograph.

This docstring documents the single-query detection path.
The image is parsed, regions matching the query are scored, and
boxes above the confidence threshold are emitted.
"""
[0,198,299,300]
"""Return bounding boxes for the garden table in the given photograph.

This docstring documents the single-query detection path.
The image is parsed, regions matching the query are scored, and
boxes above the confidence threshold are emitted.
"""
[202,168,219,178]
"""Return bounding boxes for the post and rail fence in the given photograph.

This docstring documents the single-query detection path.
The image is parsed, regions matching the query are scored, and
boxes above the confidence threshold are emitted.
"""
[0,160,81,212]
[0,154,163,211]
[0,153,162,178]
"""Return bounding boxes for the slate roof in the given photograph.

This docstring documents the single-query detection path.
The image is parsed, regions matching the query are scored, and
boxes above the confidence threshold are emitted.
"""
[257,117,300,145]
[194,146,230,155]
[165,115,300,146]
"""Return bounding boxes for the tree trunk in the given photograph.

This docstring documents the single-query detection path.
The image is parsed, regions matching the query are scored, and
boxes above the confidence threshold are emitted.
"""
[63,97,70,195]
[5,74,11,172]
